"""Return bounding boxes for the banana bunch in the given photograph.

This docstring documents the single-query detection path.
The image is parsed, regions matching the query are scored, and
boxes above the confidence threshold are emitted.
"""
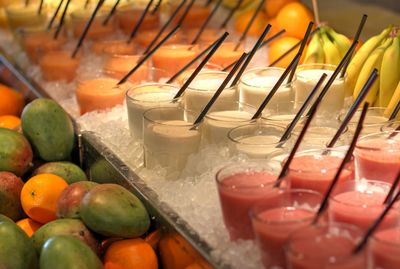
[304,26,352,66]
[349,26,400,111]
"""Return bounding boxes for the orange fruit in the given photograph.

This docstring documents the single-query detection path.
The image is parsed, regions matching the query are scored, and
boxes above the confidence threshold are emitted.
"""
[159,234,197,269]
[265,0,298,18]
[266,17,287,40]
[0,115,21,130]
[104,238,158,269]
[16,218,42,237]
[0,84,25,116]
[276,2,313,39]
[234,9,267,37]
[20,174,68,224]
[268,36,306,68]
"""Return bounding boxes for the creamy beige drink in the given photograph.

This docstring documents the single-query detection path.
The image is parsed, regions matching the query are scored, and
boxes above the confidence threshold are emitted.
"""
[295,64,347,115]
[293,125,349,150]
[126,84,180,139]
[184,71,237,115]
[143,107,201,179]
[239,67,294,111]
[338,107,388,136]
[228,123,288,159]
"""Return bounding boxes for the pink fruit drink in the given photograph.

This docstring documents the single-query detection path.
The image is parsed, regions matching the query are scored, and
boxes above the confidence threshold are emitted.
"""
[251,190,321,268]
[330,180,400,232]
[285,150,354,194]
[371,227,400,269]
[286,223,367,269]
[216,162,285,240]
[355,132,400,183]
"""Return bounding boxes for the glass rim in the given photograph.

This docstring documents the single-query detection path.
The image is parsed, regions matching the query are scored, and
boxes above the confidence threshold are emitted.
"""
[356,130,400,151]
[296,63,347,81]
[338,106,388,123]
[204,101,257,122]
[143,106,195,126]
[76,77,126,92]
[126,83,180,103]
[371,227,400,248]
[186,70,236,92]
[250,189,322,225]
[227,122,288,146]
[239,66,295,88]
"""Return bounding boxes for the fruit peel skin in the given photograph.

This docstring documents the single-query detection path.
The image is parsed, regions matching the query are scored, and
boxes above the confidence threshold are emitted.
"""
[40,235,103,269]
[33,161,87,184]
[0,214,38,269]
[0,128,33,176]
[80,184,150,238]
[0,171,24,221]
[21,98,74,162]
[32,218,99,255]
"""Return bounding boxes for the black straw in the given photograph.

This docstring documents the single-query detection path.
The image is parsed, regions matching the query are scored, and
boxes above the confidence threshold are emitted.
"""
[230,24,271,87]
[327,68,378,148]
[128,0,154,43]
[220,0,243,29]
[191,0,223,45]
[173,32,229,99]
[47,0,64,30]
[384,170,400,205]
[191,52,248,127]
[37,0,44,15]
[389,101,400,121]
[142,0,187,54]
[151,0,162,14]
[54,0,71,39]
[176,0,195,26]
[234,0,265,51]
[279,73,327,142]
[117,25,181,85]
[252,53,301,120]
[313,102,370,224]
[274,81,329,188]
[103,0,121,25]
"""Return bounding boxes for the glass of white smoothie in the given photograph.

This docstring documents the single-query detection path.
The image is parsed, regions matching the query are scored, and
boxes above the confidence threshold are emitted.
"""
[201,101,256,146]
[126,83,181,139]
[228,122,290,159]
[295,64,347,116]
[238,67,295,111]
[143,107,201,179]
[262,100,307,128]
[184,71,238,115]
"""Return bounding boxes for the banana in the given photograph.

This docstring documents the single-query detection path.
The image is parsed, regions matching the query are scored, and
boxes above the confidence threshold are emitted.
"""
[304,32,325,64]
[379,35,400,107]
[353,38,394,105]
[346,26,393,96]
[325,27,352,58]
[384,80,400,120]
[320,31,342,65]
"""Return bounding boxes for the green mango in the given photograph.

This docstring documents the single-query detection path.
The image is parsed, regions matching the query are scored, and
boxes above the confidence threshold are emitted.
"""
[89,158,120,184]
[0,171,24,221]
[21,98,74,161]
[0,214,38,269]
[0,128,33,176]
[40,235,103,269]
[33,161,87,184]
[80,184,150,238]
[32,218,98,255]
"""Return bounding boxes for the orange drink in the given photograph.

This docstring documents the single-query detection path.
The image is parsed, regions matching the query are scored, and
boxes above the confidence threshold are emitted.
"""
[172,3,210,29]
[134,28,184,49]
[70,9,115,40]
[185,28,220,43]
[103,54,149,84]
[92,39,136,55]
[115,5,159,35]
[39,50,80,82]
[208,42,243,69]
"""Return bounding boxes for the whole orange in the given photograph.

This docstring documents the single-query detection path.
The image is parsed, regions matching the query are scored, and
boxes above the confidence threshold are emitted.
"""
[234,9,267,37]
[265,0,298,18]
[0,115,21,130]
[104,238,158,269]
[16,218,42,237]
[0,84,25,116]
[276,2,313,39]
[20,174,68,224]
[268,36,306,68]
[266,17,287,40]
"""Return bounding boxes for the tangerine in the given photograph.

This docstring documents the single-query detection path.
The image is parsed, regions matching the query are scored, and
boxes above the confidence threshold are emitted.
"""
[0,115,21,130]
[276,2,313,39]
[104,238,158,269]
[20,174,68,224]
[268,36,306,68]
[0,84,25,116]
[234,9,267,37]
[16,218,42,237]
[265,0,298,18]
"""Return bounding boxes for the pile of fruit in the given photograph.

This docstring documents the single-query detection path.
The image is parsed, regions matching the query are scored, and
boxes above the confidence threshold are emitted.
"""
[0,84,160,269]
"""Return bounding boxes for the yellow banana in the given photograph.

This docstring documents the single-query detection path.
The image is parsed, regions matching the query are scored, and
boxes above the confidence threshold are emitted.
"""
[325,27,351,58]
[353,38,393,105]
[379,35,400,107]
[346,26,393,95]
[321,31,342,65]
[384,80,400,120]
[304,32,325,64]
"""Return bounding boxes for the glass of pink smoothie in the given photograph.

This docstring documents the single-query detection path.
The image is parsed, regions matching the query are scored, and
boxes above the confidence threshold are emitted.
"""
[216,161,286,240]
[286,222,367,269]
[370,227,400,269]
[329,180,400,232]
[355,131,400,183]
[284,148,354,194]
[250,189,322,268]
